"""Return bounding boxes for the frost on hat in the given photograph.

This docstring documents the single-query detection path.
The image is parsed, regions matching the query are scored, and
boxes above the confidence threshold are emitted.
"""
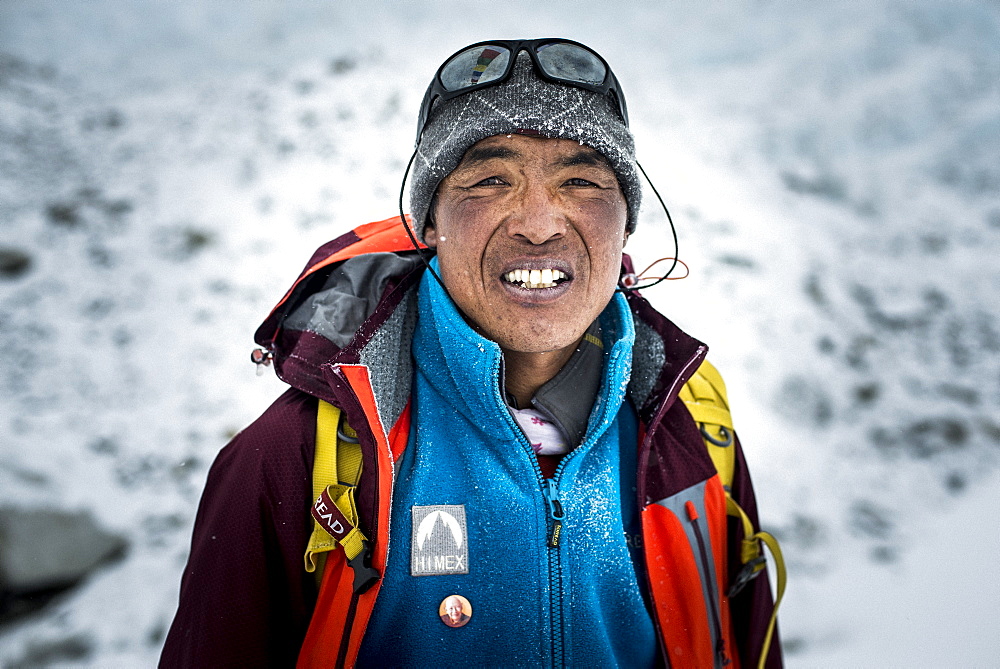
[409,52,641,240]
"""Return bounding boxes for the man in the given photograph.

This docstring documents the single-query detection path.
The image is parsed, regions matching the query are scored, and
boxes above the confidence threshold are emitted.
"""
[439,595,471,628]
[161,39,781,668]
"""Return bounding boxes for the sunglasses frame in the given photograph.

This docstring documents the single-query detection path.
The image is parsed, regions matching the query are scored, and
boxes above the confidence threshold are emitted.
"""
[416,38,629,145]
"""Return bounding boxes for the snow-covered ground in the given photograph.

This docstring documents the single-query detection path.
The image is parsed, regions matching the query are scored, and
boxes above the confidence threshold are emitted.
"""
[1,1,998,666]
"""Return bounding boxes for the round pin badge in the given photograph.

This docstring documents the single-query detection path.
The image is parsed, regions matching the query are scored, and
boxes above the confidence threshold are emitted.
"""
[439,594,472,628]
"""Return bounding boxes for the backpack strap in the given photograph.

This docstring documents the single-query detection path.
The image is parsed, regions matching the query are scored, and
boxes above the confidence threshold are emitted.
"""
[679,358,736,489]
[304,400,377,593]
[727,497,787,669]
[680,359,786,669]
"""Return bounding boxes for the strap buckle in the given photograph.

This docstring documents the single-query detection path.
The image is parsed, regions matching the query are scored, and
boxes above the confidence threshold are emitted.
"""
[727,554,766,597]
[347,540,379,594]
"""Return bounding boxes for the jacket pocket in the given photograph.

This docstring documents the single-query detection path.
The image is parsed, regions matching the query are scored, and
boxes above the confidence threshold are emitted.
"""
[642,476,735,669]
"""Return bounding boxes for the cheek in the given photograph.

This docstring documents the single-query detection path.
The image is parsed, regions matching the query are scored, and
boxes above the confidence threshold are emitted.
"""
[593,252,625,293]
[436,236,484,279]
[574,199,628,242]
[580,224,628,282]
[434,233,492,303]
[577,187,627,215]
[434,213,501,277]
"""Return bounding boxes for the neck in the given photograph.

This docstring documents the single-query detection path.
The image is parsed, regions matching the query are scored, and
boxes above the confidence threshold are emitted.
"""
[502,343,579,408]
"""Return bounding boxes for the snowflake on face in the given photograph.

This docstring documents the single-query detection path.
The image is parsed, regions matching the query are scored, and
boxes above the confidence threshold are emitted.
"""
[530,416,548,425]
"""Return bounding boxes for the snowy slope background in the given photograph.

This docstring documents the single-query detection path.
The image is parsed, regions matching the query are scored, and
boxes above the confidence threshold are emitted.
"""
[1,1,999,666]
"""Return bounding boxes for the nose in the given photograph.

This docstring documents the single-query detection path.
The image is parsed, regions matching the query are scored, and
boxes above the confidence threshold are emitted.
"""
[504,183,567,245]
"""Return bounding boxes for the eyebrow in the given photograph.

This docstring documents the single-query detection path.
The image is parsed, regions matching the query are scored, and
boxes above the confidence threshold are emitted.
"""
[556,149,612,169]
[456,144,613,170]
[458,145,520,167]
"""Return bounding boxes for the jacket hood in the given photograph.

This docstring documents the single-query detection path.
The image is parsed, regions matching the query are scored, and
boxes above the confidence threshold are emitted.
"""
[255,217,428,409]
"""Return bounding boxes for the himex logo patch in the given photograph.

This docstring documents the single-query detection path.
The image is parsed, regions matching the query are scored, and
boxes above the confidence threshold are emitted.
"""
[411,505,469,576]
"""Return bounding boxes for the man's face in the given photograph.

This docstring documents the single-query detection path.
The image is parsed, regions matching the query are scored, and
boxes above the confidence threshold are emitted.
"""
[446,599,463,623]
[425,134,629,356]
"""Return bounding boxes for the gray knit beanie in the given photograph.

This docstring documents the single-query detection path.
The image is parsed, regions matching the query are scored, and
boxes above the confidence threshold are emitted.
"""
[410,51,641,241]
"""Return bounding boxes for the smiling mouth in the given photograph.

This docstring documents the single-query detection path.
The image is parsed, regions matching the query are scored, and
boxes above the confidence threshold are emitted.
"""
[503,268,570,290]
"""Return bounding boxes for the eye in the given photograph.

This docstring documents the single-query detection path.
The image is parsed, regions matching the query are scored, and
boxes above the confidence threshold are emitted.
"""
[473,176,508,187]
[564,177,598,187]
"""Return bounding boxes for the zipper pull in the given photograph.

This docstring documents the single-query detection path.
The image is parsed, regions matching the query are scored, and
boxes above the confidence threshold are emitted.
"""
[542,479,565,548]
[250,348,273,376]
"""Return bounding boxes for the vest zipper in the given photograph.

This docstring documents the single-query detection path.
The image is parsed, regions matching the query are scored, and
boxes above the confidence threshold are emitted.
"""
[504,376,571,666]
[542,477,566,667]
[685,501,730,667]
[542,478,565,547]
[504,395,568,667]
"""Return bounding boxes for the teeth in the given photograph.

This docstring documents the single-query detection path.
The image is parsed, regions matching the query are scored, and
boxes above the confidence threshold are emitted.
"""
[503,268,567,289]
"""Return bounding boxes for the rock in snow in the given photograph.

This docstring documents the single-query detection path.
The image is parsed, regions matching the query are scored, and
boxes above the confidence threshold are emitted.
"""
[0,507,127,621]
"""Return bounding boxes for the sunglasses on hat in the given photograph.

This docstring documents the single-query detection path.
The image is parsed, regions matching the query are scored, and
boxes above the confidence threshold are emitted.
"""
[416,38,629,145]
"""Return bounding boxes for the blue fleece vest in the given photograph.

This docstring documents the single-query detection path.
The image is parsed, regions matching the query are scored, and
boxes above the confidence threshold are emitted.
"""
[356,263,657,667]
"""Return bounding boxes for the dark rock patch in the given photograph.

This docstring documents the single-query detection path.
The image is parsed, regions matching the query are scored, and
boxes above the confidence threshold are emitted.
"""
[0,249,32,279]
[0,507,128,625]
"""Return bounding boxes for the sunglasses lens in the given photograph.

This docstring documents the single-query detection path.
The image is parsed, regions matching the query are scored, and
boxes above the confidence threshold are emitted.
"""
[439,45,512,91]
[536,43,607,85]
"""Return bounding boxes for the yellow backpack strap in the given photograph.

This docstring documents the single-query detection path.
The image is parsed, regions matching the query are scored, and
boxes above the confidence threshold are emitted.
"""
[682,360,786,669]
[679,358,735,490]
[304,400,378,593]
[727,498,787,669]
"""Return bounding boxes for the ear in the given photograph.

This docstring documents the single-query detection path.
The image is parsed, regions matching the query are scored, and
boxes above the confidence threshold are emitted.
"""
[622,230,630,248]
[422,196,440,248]
[423,221,439,248]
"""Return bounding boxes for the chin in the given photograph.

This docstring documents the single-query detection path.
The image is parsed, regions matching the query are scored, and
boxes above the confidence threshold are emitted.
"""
[493,324,588,355]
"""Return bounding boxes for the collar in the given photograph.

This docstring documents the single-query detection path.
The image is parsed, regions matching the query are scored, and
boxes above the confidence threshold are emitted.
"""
[413,258,634,452]
[508,319,604,449]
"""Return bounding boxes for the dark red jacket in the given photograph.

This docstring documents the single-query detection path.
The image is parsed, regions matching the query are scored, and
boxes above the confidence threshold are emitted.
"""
[160,217,781,668]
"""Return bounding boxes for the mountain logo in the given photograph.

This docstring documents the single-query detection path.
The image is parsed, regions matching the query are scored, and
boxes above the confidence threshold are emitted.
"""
[411,505,469,576]
[416,510,464,550]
